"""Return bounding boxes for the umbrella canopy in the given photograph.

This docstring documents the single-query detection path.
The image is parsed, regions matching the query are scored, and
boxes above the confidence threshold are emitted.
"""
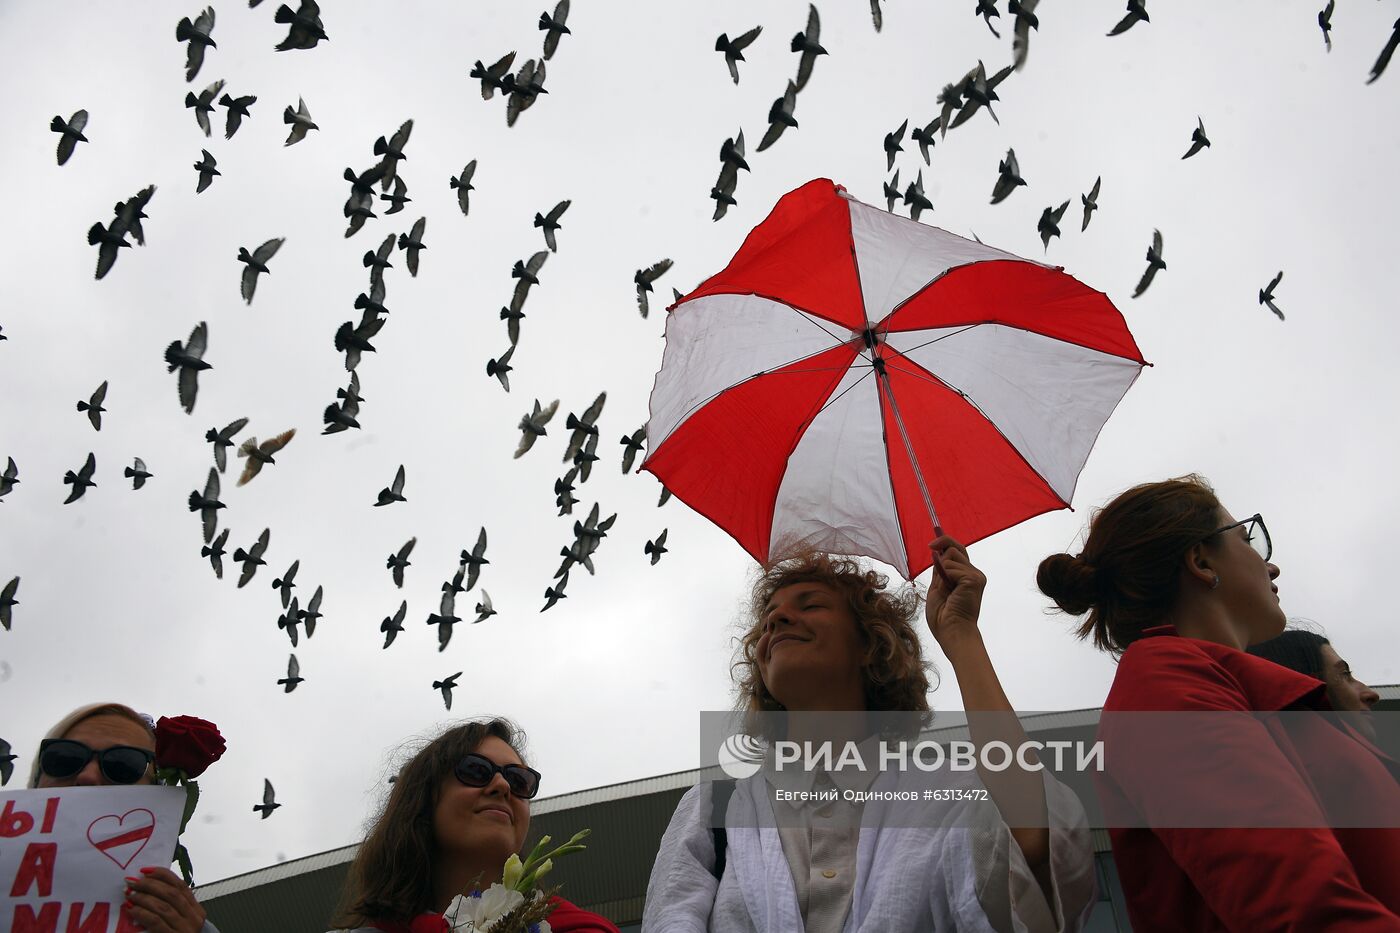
[643,179,1147,580]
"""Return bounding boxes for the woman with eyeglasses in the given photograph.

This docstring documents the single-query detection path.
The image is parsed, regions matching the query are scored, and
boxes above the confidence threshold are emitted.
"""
[29,702,219,933]
[329,717,618,933]
[1038,475,1400,930]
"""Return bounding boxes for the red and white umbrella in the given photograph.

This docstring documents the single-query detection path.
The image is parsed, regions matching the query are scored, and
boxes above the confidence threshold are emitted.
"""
[642,179,1147,581]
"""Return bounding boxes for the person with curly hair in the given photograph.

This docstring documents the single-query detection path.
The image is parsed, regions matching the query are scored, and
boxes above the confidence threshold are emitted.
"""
[329,718,617,933]
[643,539,1096,932]
[1038,474,1400,930]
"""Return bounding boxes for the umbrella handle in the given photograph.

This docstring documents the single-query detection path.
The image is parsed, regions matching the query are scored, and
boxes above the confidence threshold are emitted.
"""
[931,525,956,591]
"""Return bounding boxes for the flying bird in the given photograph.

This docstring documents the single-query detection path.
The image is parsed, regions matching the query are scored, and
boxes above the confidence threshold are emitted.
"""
[277,597,302,647]
[1316,2,1333,51]
[635,260,673,318]
[990,149,1026,205]
[433,672,463,709]
[791,4,827,92]
[238,238,285,304]
[0,457,18,502]
[51,110,89,166]
[166,321,210,414]
[355,278,389,319]
[1369,17,1400,84]
[450,160,477,216]
[364,234,395,290]
[976,0,1002,37]
[219,92,256,140]
[870,0,883,31]
[555,468,579,515]
[541,572,568,612]
[883,170,901,212]
[474,591,496,623]
[77,380,108,431]
[398,217,427,276]
[335,308,386,371]
[88,186,155,280]
[460,527,489,591]
[381,600,407,648]
[510,250,549,321]
[1,577,18,631]
[883,119,908,172]
[487,345,514,391]
[910,117,940,165]
[757,81,799,152]
[253,778,281,816]
[237,429,296,486]
[1080,176,1101,231]
[506,59,548,127]
[1259,271,1285,321]
[948,61,1012,130]
[539,0,570,60]
[374,119,413,191]
[273,0,328,51]
[645,529,669,565]
[62,453,97,504]
[564,392,607,463]
[0,738,16,785]
[343,190,376,239]
[712,131,746,221]
[272,559,299,609]
[205,417,249,473]
[322,382,362,434]
[1181,117,1210,159]
[427,591,461,652]
[283,97,318,145]
[620,428,645,474]
[387,537,416,588]
[1011,0,1040,71]
[533,200,570,252]
[188,468,224,544]
[1132,229,1166,298]
[469,52,517,100]
[380,176,411,215]
[515,398,559,458]
[185,79,225,136]
[1037,200,1070,251]
[176,6,217,82]
[903,170,933,222]
[715,25,762,84]
[194,149,220,193]
[124,458,152,490]
[1107,0,1149,36]
[298,585,323,637]
[234,528,271,588]
[202,528,229,579]
[375,465,406,506]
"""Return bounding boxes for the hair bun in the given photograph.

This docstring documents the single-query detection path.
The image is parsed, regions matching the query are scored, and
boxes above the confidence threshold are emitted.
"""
[1036,552,1099,616]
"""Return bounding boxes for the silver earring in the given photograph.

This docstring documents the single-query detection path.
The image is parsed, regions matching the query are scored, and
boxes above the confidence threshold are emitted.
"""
[1211,575,1220,589]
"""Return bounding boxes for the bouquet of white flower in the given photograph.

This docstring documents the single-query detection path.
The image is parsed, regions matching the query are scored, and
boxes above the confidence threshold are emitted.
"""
[443,829,590,933]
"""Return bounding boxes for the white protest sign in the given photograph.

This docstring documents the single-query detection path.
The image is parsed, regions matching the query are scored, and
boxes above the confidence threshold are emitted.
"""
[0,785,184,933]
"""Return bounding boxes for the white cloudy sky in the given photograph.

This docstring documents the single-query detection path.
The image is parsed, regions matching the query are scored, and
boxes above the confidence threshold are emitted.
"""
[2,0,1397,883]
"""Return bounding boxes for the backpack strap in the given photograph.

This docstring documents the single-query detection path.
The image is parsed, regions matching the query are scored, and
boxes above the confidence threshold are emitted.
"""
[710,778,736,880]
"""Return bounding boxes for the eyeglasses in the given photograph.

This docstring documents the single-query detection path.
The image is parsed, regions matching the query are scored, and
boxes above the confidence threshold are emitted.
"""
[1207,513,1272,562]
[453,754,541,800]
[38,739,154,785]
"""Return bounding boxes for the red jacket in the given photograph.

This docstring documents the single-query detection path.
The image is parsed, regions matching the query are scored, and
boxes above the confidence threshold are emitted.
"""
[1097,626,1400,932]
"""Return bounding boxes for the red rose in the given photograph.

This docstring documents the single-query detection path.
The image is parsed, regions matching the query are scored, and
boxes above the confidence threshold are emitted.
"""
[154,715,226,778]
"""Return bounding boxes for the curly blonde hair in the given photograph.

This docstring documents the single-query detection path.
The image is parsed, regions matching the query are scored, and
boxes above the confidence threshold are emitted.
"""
[732,548,934,713]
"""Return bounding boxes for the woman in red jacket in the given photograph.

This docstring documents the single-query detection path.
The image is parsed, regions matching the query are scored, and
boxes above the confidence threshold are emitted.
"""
[1037,474,1400,931]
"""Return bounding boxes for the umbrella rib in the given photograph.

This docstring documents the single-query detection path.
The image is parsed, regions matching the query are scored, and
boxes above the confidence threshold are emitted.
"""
[882,323,981,358]
[778,302,872,365]
[793,367,875,434]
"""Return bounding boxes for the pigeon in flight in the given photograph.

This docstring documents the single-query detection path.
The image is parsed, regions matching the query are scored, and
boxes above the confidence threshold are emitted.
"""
[715,25,762,84]
[1107,0,1149,36]
[948,61,1012,130]
[205,417,249,473]
[219,92,257,140]
[1369,17,1400,84]
[460,527,489,591]
[427,591,461,652]
[344,190,377,239]
[443,566,466,598]
[515,399,560,458]
[51,110,89,166]
[903,171,933,222]
[539,0,570,60]
[1132,229,1166,298]
[283,97,318,145]
[1181,117,1210,159]
[388,537,416,588]
[1317,2,1333,51]
[711,168,738,221]
[398,217,427,277]
[238,238,285,304]
[0,738,16,785]
[564,392,607,463]
[380,176,411,215]
[870,0,883,31]
[234,528,271,588]
[976,0,1002,37]
[1,577,18,631]
[124,458,153,490]
[298,585,323,638]
[185,79,225,136]
[470,52,516,100]
[433,672,463,710]
[573,432,601,483]
[355,278,389,319]
[791,4,827,92]
[474,590,496,624]
[541,572,569,612]
[273,0,328,51]
[88,186,155,280]
[487,345,514,391]
[335,308,386,372]
[189,468,225,544]
[506,59,547,127]
[236,429,295,486]
[176,7,217,82]
[253,778,281,816]
[375,465,406,506]
[62,453,97,504]
[910,116,940,165]
[511,250,549,313]
[277,597,302,647]
[757,81,799,153]
[1038,200,1070,251]
[883,170,901,213]
[202,528,229,579]
[272,559,299,609]
[364,234,394,290]
[620,428,645,474]
[276,654,302,692]
[381,600,407,649]
[450,160,477,216]
[166,321,210,414]
[533,200,571,252]
[194,149,220,193]
[635,260,673,318]
[883,119,907,172]
[1259,271,1285,321]
[1080,177,1101,232]
[990,149,1026,205]
[374,119,413,191]
[555,468,580,515]
[0,457,18,502]
[1011,0,1040,71]
[323,383,362,434]
[645,529,669,565]
[77,381,108,431]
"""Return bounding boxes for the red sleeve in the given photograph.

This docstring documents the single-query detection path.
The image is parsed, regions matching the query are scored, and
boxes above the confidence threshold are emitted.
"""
[1103,641,1400,931]
[545,896,621,933]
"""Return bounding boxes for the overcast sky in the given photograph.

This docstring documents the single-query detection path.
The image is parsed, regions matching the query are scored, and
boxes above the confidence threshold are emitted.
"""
[2,0,1397,885]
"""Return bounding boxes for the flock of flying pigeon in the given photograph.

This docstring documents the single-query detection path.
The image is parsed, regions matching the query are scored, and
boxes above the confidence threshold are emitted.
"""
[2,1,1395,822]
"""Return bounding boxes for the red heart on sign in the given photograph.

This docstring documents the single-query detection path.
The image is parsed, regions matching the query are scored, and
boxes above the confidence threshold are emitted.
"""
[87,808,156,870]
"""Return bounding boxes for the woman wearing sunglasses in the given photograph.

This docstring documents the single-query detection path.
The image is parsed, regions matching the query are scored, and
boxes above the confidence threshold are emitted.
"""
[330,717,618,933]
[29,702,219,933]
[1038,475,1400,930]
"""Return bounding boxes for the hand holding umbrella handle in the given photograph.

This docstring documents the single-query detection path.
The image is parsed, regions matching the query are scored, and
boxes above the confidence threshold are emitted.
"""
[926,529,987,649]
[930,525,956,590]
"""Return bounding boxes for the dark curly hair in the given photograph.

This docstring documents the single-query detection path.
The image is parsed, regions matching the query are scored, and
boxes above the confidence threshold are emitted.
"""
[732,548,934,713]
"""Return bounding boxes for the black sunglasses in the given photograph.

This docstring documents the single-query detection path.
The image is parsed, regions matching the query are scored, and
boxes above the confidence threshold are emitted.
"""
[453,753,541,800]
[1207,512,1272,562]
[38,739,154,785]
